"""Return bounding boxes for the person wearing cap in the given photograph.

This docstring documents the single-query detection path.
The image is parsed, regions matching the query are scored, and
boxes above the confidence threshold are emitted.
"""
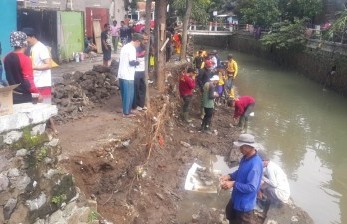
[231,95,255,133]
[201,75,219,133]
[257,150,290,206]
[118,33,143,117]
[179,67,196,123]
[219,134,263,224]
[4,31,41,104]
[226,54,238,100]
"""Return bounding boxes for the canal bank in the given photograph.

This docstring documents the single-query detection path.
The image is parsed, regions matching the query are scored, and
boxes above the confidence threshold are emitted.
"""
[194,31,347,95]
[192,44,347,224]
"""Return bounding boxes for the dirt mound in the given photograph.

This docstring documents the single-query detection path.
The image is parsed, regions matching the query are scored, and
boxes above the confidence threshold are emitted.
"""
[52,65,119,123]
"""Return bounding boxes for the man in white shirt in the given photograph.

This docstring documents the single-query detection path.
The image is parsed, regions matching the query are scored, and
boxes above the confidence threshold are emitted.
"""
[118,33,143,117]
[23,27,57,133]
[258,151,291,206]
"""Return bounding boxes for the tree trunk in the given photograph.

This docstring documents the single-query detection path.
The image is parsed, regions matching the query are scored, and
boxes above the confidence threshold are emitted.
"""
[180,0,193,61]
[144,0,152,108]
[154,0,168,92]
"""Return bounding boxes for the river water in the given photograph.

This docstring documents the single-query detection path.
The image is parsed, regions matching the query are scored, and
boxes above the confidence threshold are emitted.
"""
[233,51,347,224]
[179,50,347,224]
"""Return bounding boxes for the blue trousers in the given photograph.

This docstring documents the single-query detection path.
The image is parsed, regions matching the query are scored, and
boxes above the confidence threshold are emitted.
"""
[119,79,134,115]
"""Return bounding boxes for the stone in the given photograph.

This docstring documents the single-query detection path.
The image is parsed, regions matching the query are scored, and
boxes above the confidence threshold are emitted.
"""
[0,103,58,133]
[14,174,31,191]
[48,138,60,147]
[3,198,17,220]
[0,174,9,192]
[26,192,47,211]
[31,123,46,136]
[44,157,54,165]
[33,219,45,224]
[87,199,97,210]
[48,209,64,224]
[0,154,10,173]
[7,168,20,178]
[62,201,77,218]
[44,169,59,179]
[16,148,28,157]
[3,131,23,145]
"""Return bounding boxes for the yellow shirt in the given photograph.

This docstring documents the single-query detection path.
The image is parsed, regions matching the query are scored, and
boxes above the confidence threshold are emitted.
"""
[218,71,225,85]
[226,59,238,78]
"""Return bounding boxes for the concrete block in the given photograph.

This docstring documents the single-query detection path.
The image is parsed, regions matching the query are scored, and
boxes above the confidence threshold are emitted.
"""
[0,103,58,133]
[3,131,23,144]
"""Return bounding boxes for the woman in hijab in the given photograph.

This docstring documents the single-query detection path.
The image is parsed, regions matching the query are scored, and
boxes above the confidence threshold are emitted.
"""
[4,31,40,103]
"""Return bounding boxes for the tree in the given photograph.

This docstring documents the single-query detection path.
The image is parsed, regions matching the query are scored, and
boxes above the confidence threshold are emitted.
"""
[279,0,323,22]
[154,0,168,92]
[324,9,347,43]
[144,0,152,107]
[180,0,193,61]
[260,18,308,50]
[240,0,280,28]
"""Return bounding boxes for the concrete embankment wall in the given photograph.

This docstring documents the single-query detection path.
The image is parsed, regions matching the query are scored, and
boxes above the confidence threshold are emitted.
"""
[194,33,347,95]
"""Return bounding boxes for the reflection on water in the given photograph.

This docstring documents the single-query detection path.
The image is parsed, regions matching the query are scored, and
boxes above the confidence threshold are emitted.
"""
[231,51,347,224]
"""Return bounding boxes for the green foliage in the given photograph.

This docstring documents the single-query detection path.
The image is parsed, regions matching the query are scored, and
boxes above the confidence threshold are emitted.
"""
[260,18,308,51]
[279,0,323,21]
[172,0,211,24]
[12,127,47,150]
[240,0,280,28]
[51,194,67,206]
[88,210,100,223]
[324,9,347,43]
[36,146,48,162]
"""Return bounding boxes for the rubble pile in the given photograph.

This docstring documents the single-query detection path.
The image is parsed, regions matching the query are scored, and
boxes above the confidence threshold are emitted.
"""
[53,65,118,123]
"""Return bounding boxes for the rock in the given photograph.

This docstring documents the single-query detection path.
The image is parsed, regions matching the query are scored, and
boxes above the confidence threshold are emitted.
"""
[26,192,47,211]
[7,168,20,178]
[4,131,23,145]
[48,209,63,223]
[44,157,54,165]
[48,138,60,147]
[31,123,46,136]
[16,148,28,157]
[44,169,59,179]
[121,140,130,148]
[180,141,192,148]
[4,198,17,220]
[0,154,10,173]
[0,174,9,192]
[14,174,31,191]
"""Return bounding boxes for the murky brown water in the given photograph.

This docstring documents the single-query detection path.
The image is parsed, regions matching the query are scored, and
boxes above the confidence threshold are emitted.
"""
[180,49,347,224]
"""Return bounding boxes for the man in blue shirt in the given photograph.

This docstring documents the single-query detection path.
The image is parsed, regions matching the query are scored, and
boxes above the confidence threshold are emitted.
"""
[220,133,263,224]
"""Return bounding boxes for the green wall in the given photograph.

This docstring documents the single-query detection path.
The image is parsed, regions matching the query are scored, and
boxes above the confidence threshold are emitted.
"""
[57,11,84,61]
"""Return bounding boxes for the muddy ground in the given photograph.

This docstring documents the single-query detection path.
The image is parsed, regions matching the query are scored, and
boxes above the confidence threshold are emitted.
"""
[55,65,244,223]
[53,59,313,223]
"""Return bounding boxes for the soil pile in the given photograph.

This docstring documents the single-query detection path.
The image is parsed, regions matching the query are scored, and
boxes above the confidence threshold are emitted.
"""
[52,65,119,123]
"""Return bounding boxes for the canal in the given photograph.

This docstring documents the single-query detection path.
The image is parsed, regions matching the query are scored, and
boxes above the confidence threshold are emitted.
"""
[232,51,347,224]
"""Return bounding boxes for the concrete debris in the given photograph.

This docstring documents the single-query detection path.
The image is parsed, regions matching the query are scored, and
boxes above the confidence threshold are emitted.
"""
[53,65,118,123]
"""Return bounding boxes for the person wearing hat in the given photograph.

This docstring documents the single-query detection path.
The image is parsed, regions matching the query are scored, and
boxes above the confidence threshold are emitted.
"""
[118,33,143,117]
[257,150,290,206]
[179,67,196,123]
[200,75,219,133]
[219,133,263,224]
[4,31,41,104]
[226,54,238,100]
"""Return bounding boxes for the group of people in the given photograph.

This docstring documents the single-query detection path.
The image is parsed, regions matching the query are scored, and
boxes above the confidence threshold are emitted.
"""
[1,28,57,132]
[117,32,149,117]
[179,49,255,133]
[220,133,291,224]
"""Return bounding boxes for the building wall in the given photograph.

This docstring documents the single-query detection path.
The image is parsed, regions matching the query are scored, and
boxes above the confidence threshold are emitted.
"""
[0,0,17,58]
